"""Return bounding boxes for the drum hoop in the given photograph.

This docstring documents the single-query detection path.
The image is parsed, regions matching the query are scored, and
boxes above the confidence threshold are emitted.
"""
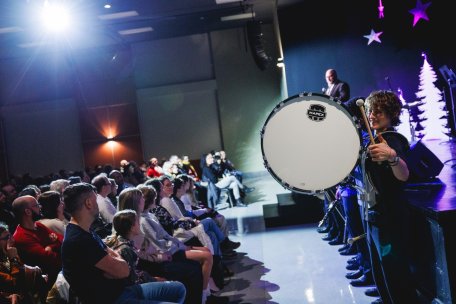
[261,92,362,195]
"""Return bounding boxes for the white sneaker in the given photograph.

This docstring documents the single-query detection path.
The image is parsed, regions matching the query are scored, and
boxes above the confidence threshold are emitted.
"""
[215,202,229,210]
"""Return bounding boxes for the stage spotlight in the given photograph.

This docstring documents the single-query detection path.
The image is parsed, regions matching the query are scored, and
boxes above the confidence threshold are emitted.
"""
[41,2,71,32]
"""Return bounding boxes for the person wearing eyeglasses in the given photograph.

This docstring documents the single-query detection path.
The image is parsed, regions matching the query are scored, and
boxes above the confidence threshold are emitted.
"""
[0,221,49,303]
[364,90,418,304]
[11,195,63,290]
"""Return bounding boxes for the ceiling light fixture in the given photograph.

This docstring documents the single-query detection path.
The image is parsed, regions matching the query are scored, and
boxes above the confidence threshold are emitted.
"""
[98,11,138,20]
[215,0,241,4]
[118,27,153,35]
[220,12,255,22]
[0,27,24,34]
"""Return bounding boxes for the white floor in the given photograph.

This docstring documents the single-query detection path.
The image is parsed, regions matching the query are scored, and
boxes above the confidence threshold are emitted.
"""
[216,172,374,304]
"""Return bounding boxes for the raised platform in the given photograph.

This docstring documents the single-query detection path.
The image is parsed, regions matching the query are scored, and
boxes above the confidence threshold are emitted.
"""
[263,192,323,228]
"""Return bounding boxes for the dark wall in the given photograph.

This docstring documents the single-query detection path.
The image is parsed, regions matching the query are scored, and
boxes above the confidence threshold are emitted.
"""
[279,0,455,103]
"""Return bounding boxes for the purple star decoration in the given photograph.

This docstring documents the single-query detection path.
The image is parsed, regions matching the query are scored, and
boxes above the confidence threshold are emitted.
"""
[363,29,383,45]
[409,0,431,27]
[378,0,384,19]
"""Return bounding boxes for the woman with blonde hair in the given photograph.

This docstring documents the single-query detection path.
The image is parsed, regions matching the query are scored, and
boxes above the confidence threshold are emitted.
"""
[118,188,228,304]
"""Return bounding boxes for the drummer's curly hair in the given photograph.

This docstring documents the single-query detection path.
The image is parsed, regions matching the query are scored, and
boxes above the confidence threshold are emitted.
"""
[365,90,402,127]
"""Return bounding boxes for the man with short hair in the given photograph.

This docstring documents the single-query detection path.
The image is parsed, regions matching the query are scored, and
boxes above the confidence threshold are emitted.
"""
[109,170,133,196]
[62,183,186,304]
[12,195,63,287]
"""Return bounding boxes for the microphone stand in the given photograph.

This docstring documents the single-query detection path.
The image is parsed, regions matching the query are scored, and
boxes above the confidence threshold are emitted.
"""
[448,78,456,138]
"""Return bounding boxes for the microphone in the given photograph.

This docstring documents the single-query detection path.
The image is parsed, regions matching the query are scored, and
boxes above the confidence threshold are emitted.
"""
[385,76,393,91]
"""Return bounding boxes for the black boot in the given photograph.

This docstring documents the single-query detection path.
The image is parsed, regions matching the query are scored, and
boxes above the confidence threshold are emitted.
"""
[226,237,241,249]
[211,255,225,290]
[221,237,240,251]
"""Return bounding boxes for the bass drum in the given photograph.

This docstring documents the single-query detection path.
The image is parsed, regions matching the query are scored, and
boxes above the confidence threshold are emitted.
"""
[261,93,362,194]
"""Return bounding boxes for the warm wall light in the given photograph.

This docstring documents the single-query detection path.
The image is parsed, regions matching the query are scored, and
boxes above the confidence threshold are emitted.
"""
[107,139,116,149]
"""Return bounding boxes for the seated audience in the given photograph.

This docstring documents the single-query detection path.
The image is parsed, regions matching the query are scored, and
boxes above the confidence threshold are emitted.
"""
[109,170,133,196]
[104,210,186,303]
[12,195,63,288]
[202,153,254,208]
[61,183,186,304]
[107,178,119,207]
[181,156,199,181]
[146,157,164,179]
[0,190,17,234]
[49,180,69,196]
[118,187,228,304]
[0,222,49,304]
[92,174,116,225]
[219,150,243,183]
[38,191,68,235]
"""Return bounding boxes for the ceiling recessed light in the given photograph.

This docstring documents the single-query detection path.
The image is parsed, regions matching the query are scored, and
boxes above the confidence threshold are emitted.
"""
[0,27,24,34]
[221,12,255,22]
[118,27,153,35]
[98,11,139,20]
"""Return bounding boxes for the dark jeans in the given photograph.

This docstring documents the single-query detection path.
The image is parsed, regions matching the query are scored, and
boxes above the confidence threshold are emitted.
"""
[138,255,203,304]
[367,220,418,304]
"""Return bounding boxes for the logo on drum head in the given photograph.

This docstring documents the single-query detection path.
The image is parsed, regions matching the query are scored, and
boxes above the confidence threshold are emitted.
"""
[307,104,326,121]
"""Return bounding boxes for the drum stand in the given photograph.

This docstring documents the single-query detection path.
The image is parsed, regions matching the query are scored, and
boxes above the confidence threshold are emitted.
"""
[318,189,347,242]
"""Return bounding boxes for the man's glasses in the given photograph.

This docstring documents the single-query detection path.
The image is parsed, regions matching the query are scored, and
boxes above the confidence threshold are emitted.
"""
[0,234,11,241]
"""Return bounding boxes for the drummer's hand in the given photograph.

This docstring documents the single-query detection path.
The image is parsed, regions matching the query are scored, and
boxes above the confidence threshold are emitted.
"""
[368,143,396,162]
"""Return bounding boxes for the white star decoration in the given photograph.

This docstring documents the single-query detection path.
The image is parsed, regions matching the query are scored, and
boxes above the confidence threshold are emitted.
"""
[363,29,383,45]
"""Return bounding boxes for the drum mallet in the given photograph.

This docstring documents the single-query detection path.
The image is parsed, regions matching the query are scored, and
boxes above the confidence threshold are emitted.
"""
[356,99,375,145]
[347,233,366,245]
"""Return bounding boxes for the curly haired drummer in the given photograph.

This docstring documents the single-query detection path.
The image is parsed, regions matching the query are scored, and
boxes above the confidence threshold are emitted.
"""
[364,90,418,304]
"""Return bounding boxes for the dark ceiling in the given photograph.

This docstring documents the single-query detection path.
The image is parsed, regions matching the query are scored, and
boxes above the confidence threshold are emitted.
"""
[0,0,300,59]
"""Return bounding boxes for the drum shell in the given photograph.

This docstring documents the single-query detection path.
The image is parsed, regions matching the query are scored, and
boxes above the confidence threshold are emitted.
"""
[261,93,362,194]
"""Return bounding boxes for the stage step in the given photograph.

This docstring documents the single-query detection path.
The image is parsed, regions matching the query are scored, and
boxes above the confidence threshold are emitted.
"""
[263,192,324,228]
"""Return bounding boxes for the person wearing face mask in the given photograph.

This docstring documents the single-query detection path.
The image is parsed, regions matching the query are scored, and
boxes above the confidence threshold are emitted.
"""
[12,195,63,290]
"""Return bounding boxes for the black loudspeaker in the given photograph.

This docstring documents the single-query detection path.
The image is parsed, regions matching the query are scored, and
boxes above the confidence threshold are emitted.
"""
[246,20,273,71]
[406,140,444,181]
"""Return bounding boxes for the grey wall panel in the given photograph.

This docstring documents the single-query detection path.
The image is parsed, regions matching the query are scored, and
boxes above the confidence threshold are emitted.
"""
[137,80,221,161]
[211,27,282,173]
[132,34,213,88]
[1,99,83,177]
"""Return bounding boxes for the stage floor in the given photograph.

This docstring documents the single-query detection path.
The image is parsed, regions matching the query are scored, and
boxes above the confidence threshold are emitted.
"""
[216,137,453,303]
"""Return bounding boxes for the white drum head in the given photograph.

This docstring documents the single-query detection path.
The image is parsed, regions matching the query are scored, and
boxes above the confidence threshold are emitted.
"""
[261,93,361,194]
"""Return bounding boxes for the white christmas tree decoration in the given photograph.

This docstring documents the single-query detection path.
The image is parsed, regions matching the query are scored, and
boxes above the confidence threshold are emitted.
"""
[414,52,447,140]
[396,88,414,142]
